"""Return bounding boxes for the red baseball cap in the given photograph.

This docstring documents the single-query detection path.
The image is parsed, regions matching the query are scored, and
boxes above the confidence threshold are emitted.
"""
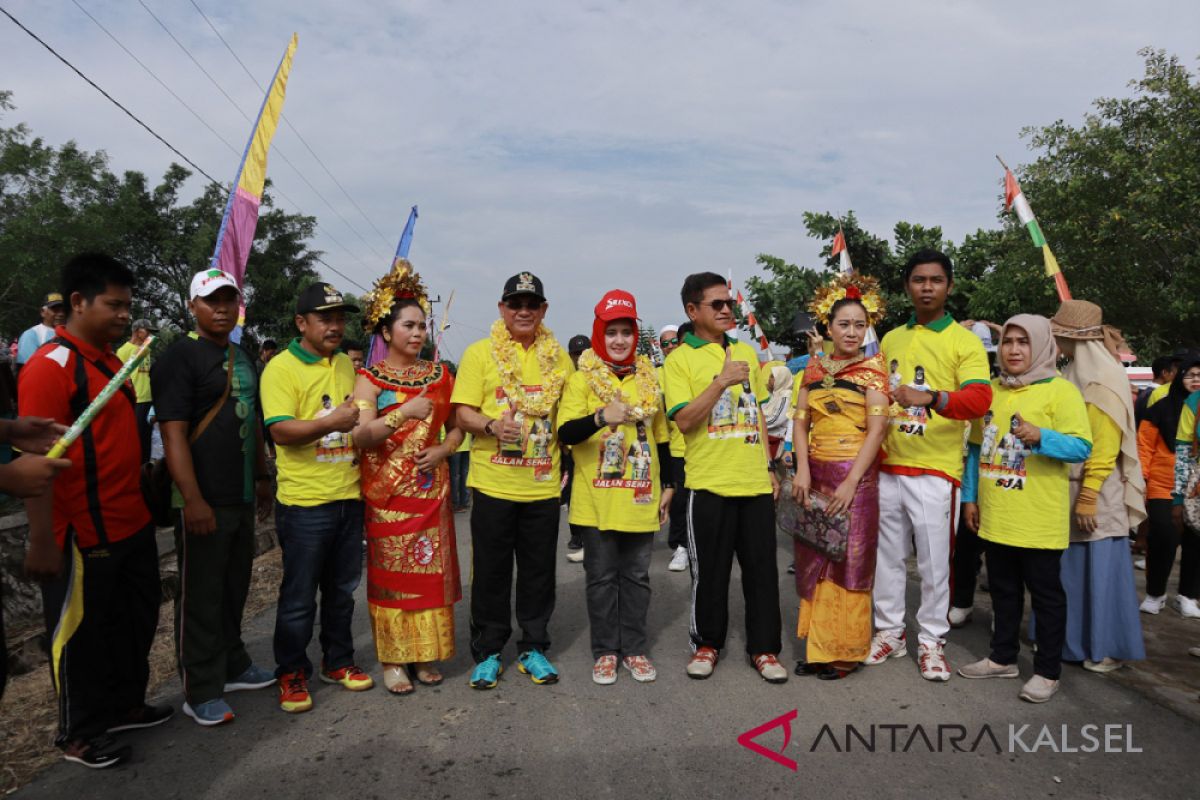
[594,289,638,322]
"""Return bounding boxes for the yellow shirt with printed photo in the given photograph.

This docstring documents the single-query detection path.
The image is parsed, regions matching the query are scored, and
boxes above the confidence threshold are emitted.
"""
[449,335,574,502]
[560,369,670,532]
[969,377,1091,549]
[881,313,991,481]
[662,333,771,497]
[261,339,360,507]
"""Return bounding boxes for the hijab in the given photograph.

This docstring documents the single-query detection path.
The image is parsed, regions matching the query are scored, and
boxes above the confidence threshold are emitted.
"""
[1146,354,1200,449]
[761,365,794,431]
[997,314,1057,388]
[591,289,639,374]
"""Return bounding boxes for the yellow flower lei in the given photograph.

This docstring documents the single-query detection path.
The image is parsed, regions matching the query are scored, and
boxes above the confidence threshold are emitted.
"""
[577,349,661,421]
[490,319,567,417]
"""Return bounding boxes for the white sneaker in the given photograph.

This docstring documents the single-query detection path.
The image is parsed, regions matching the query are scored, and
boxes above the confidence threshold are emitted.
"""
[948,607,973,628]
[1173,595,1200,618]
[1133,557,1146,570]
[668,546,689,572]
[566,548,584,563]
[1140,594,1166,614]
[1083,657,1123,673]
[864,631,906,665]
[918,642,951,682]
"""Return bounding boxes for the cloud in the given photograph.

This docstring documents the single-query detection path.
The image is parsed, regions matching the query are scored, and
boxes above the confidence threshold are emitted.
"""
[3,0,1199,354]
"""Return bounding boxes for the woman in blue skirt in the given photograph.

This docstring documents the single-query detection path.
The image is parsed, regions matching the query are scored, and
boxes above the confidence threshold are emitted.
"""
[1048,300,1146,671]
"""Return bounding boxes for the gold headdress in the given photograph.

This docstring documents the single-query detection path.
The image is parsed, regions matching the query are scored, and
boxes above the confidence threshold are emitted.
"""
[809,272,886,326]
[362,257,430,329]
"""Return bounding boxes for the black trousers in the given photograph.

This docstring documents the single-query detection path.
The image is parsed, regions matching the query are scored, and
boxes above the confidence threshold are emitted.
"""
[985,540,1065,680]
[1146,498,1200,597]
[686,490,781,655]
[952,511,984,609]
[134,401,152,463]
[469,490,560,661]
[41,524,160,744]
[667,456,688,550]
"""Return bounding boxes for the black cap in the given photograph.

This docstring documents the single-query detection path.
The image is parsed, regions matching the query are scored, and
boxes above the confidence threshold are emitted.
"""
[44,292,65,308]
[568,334,590,354]
[296,283,360,315]
[501,272,546,302]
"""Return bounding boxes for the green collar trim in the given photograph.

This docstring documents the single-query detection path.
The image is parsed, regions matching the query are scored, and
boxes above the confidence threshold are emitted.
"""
[905,312,954,332]
[287,337,324,364]
[683,331,737,349]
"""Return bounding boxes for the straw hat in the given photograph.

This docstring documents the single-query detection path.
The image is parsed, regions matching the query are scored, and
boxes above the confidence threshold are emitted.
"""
[1050,300,1104,340]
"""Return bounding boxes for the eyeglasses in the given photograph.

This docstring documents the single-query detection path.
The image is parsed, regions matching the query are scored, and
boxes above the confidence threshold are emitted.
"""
[696,299,735,312]
[504,299,543,311]
[661,338,679,347]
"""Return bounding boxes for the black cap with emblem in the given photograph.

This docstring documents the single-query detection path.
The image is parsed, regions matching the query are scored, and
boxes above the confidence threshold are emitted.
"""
[296,283,360,315]
[501,272,546,303]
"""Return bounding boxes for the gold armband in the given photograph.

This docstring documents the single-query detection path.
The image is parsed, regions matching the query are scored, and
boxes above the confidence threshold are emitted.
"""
[793,409,809,421]
[354,399,373,412]
[867,405,889,417]
[384,409,407,428]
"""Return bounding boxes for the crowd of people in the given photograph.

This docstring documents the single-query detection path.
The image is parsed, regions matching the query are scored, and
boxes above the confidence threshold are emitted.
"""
[0,248,1196,771]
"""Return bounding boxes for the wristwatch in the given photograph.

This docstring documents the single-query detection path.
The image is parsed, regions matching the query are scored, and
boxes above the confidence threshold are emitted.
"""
[484,419,496,437]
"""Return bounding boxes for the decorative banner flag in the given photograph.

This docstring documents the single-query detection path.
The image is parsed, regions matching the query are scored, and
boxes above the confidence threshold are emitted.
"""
[210,34,299,342]
[433,288,453,362]
[830,227,880,356]
[367,205,421,367]
[735,288,772,355]
[1002,164,1071,301]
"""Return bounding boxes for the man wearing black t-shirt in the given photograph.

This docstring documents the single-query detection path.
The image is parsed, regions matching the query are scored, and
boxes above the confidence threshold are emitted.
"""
[151,269,274,726]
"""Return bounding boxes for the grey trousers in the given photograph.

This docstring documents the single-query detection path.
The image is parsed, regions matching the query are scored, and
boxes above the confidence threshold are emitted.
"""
[582,527,653,658]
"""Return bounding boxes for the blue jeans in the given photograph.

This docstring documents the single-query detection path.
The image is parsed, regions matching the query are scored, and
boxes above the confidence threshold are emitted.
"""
[273,499,364,678]
[449,452,470,507]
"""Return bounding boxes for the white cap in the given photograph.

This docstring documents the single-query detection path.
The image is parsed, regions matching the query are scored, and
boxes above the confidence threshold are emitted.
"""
[190,268,241,300]
[659,324,679,337]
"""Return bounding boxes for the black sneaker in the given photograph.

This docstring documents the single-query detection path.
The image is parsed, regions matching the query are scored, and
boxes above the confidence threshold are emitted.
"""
[61,735,131,769]
[107,703,175,733]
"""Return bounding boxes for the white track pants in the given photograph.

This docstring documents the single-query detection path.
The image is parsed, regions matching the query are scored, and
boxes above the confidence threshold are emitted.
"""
[872,471,957,646]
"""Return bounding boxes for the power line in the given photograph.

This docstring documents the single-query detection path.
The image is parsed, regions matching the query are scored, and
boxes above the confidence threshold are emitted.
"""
[70,0,240,158]
[137,0,388,264]
[2,3,371,293]
[0,3,222,185]
[188,0,395,253]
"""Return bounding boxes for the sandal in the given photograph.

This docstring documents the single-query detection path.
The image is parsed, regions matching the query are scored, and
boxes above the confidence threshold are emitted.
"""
[412,662,444,686]
[383,665,414,695]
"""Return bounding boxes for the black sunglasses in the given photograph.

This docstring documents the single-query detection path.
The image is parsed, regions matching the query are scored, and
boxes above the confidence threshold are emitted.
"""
[504,298,543,311]
[661,337,679,346]
[697,299,735,312]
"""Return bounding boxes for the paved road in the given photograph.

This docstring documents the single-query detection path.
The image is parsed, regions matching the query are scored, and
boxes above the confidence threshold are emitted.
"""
[18,510,1200,800]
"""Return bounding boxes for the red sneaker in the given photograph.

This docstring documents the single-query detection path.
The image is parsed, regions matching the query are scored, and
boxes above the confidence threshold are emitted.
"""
[320,664,375,691]
[278,670,313,713]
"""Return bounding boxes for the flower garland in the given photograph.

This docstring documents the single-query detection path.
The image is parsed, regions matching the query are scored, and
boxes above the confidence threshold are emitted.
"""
[577,349,661,421]
[490,319,567,417]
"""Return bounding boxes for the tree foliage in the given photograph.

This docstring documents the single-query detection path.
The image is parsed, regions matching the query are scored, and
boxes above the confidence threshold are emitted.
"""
[744,50,1200,358]
[0,91,321,348]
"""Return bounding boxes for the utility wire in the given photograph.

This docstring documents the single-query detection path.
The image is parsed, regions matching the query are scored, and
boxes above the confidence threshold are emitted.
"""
[0,3,222,185]
[137,0,387,264]
[188,0,394,253]
[70,0,240,158]
[3,3,370,293]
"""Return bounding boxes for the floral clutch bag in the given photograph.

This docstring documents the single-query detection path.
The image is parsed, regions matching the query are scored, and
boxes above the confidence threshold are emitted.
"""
[777,489,850,562]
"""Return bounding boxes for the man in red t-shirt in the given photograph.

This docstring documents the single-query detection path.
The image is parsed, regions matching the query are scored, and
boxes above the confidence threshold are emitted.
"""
[20,253,173,769]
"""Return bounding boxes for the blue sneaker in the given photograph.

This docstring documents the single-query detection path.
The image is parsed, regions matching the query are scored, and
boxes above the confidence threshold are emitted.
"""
[183,698,235,727]
[470,654,503,690]
[517,650,559,684]
[224,664,277,692]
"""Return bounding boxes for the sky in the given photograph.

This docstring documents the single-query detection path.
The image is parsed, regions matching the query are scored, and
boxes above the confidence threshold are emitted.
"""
[4,1,1199,360]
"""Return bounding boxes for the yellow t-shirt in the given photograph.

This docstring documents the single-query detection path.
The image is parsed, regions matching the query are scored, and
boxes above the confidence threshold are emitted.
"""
[449,335,574,502]
[1148,382,1171,408]
[261,339,360,507]
[969,377,1091,549]
[117,341,152,403]
[662,333,771,497]
[880,314,991,481]
[560,369,669,532]
[657,366,686,458]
